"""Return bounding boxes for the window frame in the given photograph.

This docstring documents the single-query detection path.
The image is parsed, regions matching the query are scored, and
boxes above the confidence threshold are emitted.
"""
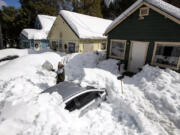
[109,39,127,59]
[151,42,180,70]
[59,40,63,50]
[139,7,149,17]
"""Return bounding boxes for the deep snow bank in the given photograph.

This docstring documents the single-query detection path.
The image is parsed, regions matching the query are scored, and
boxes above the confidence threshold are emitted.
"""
[124,65,180,131]
[122,65,180,135]
[0,52,62,81]
[0,49,28,60]
[0,49,180,135]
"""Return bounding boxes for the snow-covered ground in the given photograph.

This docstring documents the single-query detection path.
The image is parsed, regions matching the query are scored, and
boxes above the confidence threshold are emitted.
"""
[0,49,179,135]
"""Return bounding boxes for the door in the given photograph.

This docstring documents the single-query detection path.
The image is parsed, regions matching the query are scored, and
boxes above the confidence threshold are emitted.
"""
[128,41,149,72]
[83,43,94,52]
[68,42,75,53]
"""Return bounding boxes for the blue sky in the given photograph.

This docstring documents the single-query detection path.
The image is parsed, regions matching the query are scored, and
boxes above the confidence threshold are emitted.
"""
[1,0,21,8]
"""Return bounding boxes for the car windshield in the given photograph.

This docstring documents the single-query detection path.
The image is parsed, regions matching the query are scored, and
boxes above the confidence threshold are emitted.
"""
[65,91,99,112]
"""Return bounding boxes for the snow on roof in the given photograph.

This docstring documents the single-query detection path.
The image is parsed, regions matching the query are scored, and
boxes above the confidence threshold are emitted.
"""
[105,0,180,35]
[146,0,180,19]
[59,10,112,39]
[21,15,56,40]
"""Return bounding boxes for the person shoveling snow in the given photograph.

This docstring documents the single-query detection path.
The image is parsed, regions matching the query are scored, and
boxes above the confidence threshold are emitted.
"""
[42,60,65,84]
[56,61,65,84]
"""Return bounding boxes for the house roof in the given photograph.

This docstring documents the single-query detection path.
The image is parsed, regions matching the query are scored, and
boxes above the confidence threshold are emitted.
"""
[59,10,113,39]
[105,0,180,35]
[21,15,56,40]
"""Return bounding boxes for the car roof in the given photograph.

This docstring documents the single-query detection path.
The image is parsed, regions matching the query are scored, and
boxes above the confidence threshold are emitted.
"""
[43,81,104,102]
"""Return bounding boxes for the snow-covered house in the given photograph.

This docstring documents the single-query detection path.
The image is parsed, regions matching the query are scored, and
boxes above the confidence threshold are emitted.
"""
[105,0,180,72]
[20,15,56,51]
[48,10,112,53]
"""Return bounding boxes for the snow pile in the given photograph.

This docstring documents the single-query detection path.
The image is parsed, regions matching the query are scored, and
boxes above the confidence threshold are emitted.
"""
[60,10,112,39]
[125,65,180,129]
[122,65,180,135]
[21,15,56,40]
[0,82,71,135]
[0,52,62,81]
[97,59,119,75]
[0,49,180,135]
[0,49,28,60]
[63,52,99,81]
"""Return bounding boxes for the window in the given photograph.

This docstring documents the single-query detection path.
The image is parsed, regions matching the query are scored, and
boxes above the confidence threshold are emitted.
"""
[52,41,58,50]
[23,41,30,48]
[65,92,99,112]
[139,7,149,17]
[101,42,106,50]
[68,42,76,53]
[110,40,126,59]
[152,42,180,69]
[59,40,63,49]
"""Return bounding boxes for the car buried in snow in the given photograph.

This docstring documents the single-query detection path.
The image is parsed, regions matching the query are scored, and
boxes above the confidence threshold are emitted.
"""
[43,81,106,115]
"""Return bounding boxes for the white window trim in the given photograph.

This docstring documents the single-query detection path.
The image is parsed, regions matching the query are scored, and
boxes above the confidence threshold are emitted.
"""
[109,39,127,59]
[151,42,180,70]
[139,7,149,17]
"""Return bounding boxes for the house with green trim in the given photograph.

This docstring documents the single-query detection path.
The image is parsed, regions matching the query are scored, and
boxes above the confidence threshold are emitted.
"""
[105,0,180,73]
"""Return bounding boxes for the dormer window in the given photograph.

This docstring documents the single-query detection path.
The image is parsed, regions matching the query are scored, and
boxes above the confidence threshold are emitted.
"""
[139,7,149,17]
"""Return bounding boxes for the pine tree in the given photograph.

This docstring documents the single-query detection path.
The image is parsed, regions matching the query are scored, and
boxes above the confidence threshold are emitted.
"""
[101,0,136,19]
[20,0,59,27]
[74,0,103,18]
[0,6,18,47]
[0,22,3,49]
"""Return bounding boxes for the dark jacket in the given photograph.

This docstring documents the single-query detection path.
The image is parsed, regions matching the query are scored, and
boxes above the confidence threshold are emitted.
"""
[56,66,65,84]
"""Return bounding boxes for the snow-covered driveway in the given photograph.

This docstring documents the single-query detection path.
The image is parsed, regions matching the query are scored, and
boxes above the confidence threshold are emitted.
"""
[0,49,179,135]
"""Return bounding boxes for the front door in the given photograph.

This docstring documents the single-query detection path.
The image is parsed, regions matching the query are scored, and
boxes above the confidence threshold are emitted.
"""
[68,42,75,53]
[128,41,149,72]
[83,43,94,52]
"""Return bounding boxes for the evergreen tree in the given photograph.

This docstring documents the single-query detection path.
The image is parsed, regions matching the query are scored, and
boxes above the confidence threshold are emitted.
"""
[101,0,136,19]
[0,22,3,49]
[20,0,59,27]
[74,0,103,18]
[0,6,18,47]
[101,0,180,19]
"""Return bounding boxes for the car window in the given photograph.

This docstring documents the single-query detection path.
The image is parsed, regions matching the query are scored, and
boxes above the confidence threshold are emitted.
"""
[65,91,99,111]
[65,100,76,112]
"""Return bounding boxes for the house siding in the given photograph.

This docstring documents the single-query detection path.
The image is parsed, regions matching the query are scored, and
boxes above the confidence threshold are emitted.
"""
[48,15,79,52]
[20,34,49,50]
[48,15,107,53]
[107,6,180,71]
